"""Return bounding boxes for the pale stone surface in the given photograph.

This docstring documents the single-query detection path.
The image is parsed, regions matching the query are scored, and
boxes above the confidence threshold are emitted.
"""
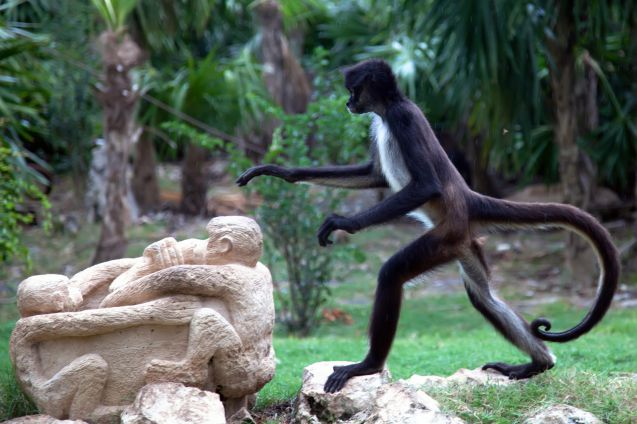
[3,415,88,424]
[10,216,274,423]
[294,362,464,424]
[361,382,464,424]
[17,275,83,317]
[403,367,513,389]
[295,361,391,423]
[120,383,226,424]
[523,404,602,424]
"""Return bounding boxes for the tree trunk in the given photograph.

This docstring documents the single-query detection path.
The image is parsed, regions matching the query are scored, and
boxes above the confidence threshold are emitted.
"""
[180,144,208,215]
[255,0,311,115]
[247,0,312,160]
[132,130,160,213]
[547,2,596,285]
[93,31,144,264]
[575,52,599,205]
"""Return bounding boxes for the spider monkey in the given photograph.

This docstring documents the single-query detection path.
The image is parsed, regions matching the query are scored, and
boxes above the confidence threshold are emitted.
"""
[236,59,620,393]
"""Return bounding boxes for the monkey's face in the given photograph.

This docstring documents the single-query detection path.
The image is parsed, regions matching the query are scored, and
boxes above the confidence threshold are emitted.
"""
[346,84,374,114]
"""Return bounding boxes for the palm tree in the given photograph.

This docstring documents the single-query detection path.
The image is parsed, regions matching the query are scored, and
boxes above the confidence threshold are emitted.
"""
[91,0,144,263]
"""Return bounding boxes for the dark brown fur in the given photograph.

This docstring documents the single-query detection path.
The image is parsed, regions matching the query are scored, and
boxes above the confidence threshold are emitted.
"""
[236,59,620,392]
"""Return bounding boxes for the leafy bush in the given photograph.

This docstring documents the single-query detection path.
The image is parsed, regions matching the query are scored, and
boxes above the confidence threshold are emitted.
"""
[168,53,370,335]
[0,145,50,266]
[230,84,369,336]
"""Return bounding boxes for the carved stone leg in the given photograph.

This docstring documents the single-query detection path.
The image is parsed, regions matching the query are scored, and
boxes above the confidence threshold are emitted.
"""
[145,308,242,386]
[37,353,108,420]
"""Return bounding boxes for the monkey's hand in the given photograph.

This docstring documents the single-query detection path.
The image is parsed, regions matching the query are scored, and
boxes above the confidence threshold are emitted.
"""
[236,165,296,186]
[324,361,383,393]
[317,214,361,247]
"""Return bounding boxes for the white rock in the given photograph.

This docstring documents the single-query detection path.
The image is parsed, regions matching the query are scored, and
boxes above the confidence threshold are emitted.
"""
[3,415,87,424]
[403,367,513,389]
[362,381,465,424]
[523,404,602,424]
[294,361,391,423]
[120,383,226,424]
[294,363,465,424]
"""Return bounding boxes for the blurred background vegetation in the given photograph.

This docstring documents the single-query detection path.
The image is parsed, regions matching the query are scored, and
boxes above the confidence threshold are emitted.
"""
[1,0,636,332]
[1,0,637,419]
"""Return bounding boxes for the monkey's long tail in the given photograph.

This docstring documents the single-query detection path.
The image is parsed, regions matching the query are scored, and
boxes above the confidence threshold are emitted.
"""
[467,193,620,343]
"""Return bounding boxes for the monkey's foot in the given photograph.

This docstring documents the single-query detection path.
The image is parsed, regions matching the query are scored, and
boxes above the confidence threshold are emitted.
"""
[482,361,554,379]
[324,361,383,393]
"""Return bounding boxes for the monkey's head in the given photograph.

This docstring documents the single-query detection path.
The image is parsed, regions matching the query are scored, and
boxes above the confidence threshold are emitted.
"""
[343,59,401,114]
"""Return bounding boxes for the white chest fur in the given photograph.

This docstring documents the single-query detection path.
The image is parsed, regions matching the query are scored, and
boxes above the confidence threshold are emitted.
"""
[371,114,433,229]
[372,115,410,192]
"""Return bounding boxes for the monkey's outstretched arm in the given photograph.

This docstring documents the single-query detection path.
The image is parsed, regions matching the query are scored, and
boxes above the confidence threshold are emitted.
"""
[317,180,440,246]
[236,162,388,189]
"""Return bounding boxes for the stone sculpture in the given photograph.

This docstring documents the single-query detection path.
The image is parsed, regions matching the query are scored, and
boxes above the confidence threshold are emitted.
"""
[10,216,275,423]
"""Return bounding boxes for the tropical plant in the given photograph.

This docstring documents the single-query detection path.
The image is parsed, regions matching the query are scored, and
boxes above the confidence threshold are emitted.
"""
[232,69,369,335]
[0,14,51,265]
[91,0,144,263]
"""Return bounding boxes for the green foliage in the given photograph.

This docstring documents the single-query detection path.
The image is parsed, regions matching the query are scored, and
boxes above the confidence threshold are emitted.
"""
[0,14,51,266]
[161,121,224,151]
[167,65,368,335]
[0,146,51,265]
[230,73,368,336]
[90,0,139,31]
[156,71,369,336]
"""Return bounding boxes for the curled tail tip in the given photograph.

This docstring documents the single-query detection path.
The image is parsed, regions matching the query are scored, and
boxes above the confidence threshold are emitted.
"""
[531,317,552,338]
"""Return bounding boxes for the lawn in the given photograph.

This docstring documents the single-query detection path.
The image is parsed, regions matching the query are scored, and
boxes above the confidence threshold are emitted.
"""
[1,220,636,423]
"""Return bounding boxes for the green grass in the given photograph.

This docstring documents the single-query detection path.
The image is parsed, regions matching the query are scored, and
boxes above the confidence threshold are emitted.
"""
[256,293,637,423]
[0,322,37,421]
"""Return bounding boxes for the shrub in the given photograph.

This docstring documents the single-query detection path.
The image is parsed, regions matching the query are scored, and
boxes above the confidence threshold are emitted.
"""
[230,86,369,336]
[0,145,51,266]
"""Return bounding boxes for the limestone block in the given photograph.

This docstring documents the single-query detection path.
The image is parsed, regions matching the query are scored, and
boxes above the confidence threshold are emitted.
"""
[17,275,82,317]
[403,367,513,389]
[294,361,391,423]
[3,415,88,424]
[523,404,602,424]
[294,362,465,424]
[10,216,275,423]
[364,382,465,424]
[120,383,226,424]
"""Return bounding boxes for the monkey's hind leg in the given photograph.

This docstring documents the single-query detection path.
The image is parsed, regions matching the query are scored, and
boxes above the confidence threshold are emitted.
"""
[460,243,555,379]
[324,228,466,393]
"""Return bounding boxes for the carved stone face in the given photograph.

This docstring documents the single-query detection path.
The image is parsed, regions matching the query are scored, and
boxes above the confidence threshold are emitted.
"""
[205,216,263,267]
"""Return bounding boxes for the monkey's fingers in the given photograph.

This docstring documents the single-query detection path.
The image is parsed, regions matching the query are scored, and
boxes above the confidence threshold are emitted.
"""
[317,221,335,246]
[235,169,259,186]
[324,366,350,393]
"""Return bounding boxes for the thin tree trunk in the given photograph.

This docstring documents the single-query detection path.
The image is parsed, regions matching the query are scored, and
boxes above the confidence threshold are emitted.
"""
[247,0,312,160]
[575,52,599,206]
[132,130,160,213]
[256,0,311,115]
[180,144,208,215]
[93,31,143,264]
[547,2,596,285]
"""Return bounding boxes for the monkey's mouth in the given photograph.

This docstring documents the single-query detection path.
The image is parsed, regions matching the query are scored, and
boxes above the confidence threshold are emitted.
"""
[346,104,362,114]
